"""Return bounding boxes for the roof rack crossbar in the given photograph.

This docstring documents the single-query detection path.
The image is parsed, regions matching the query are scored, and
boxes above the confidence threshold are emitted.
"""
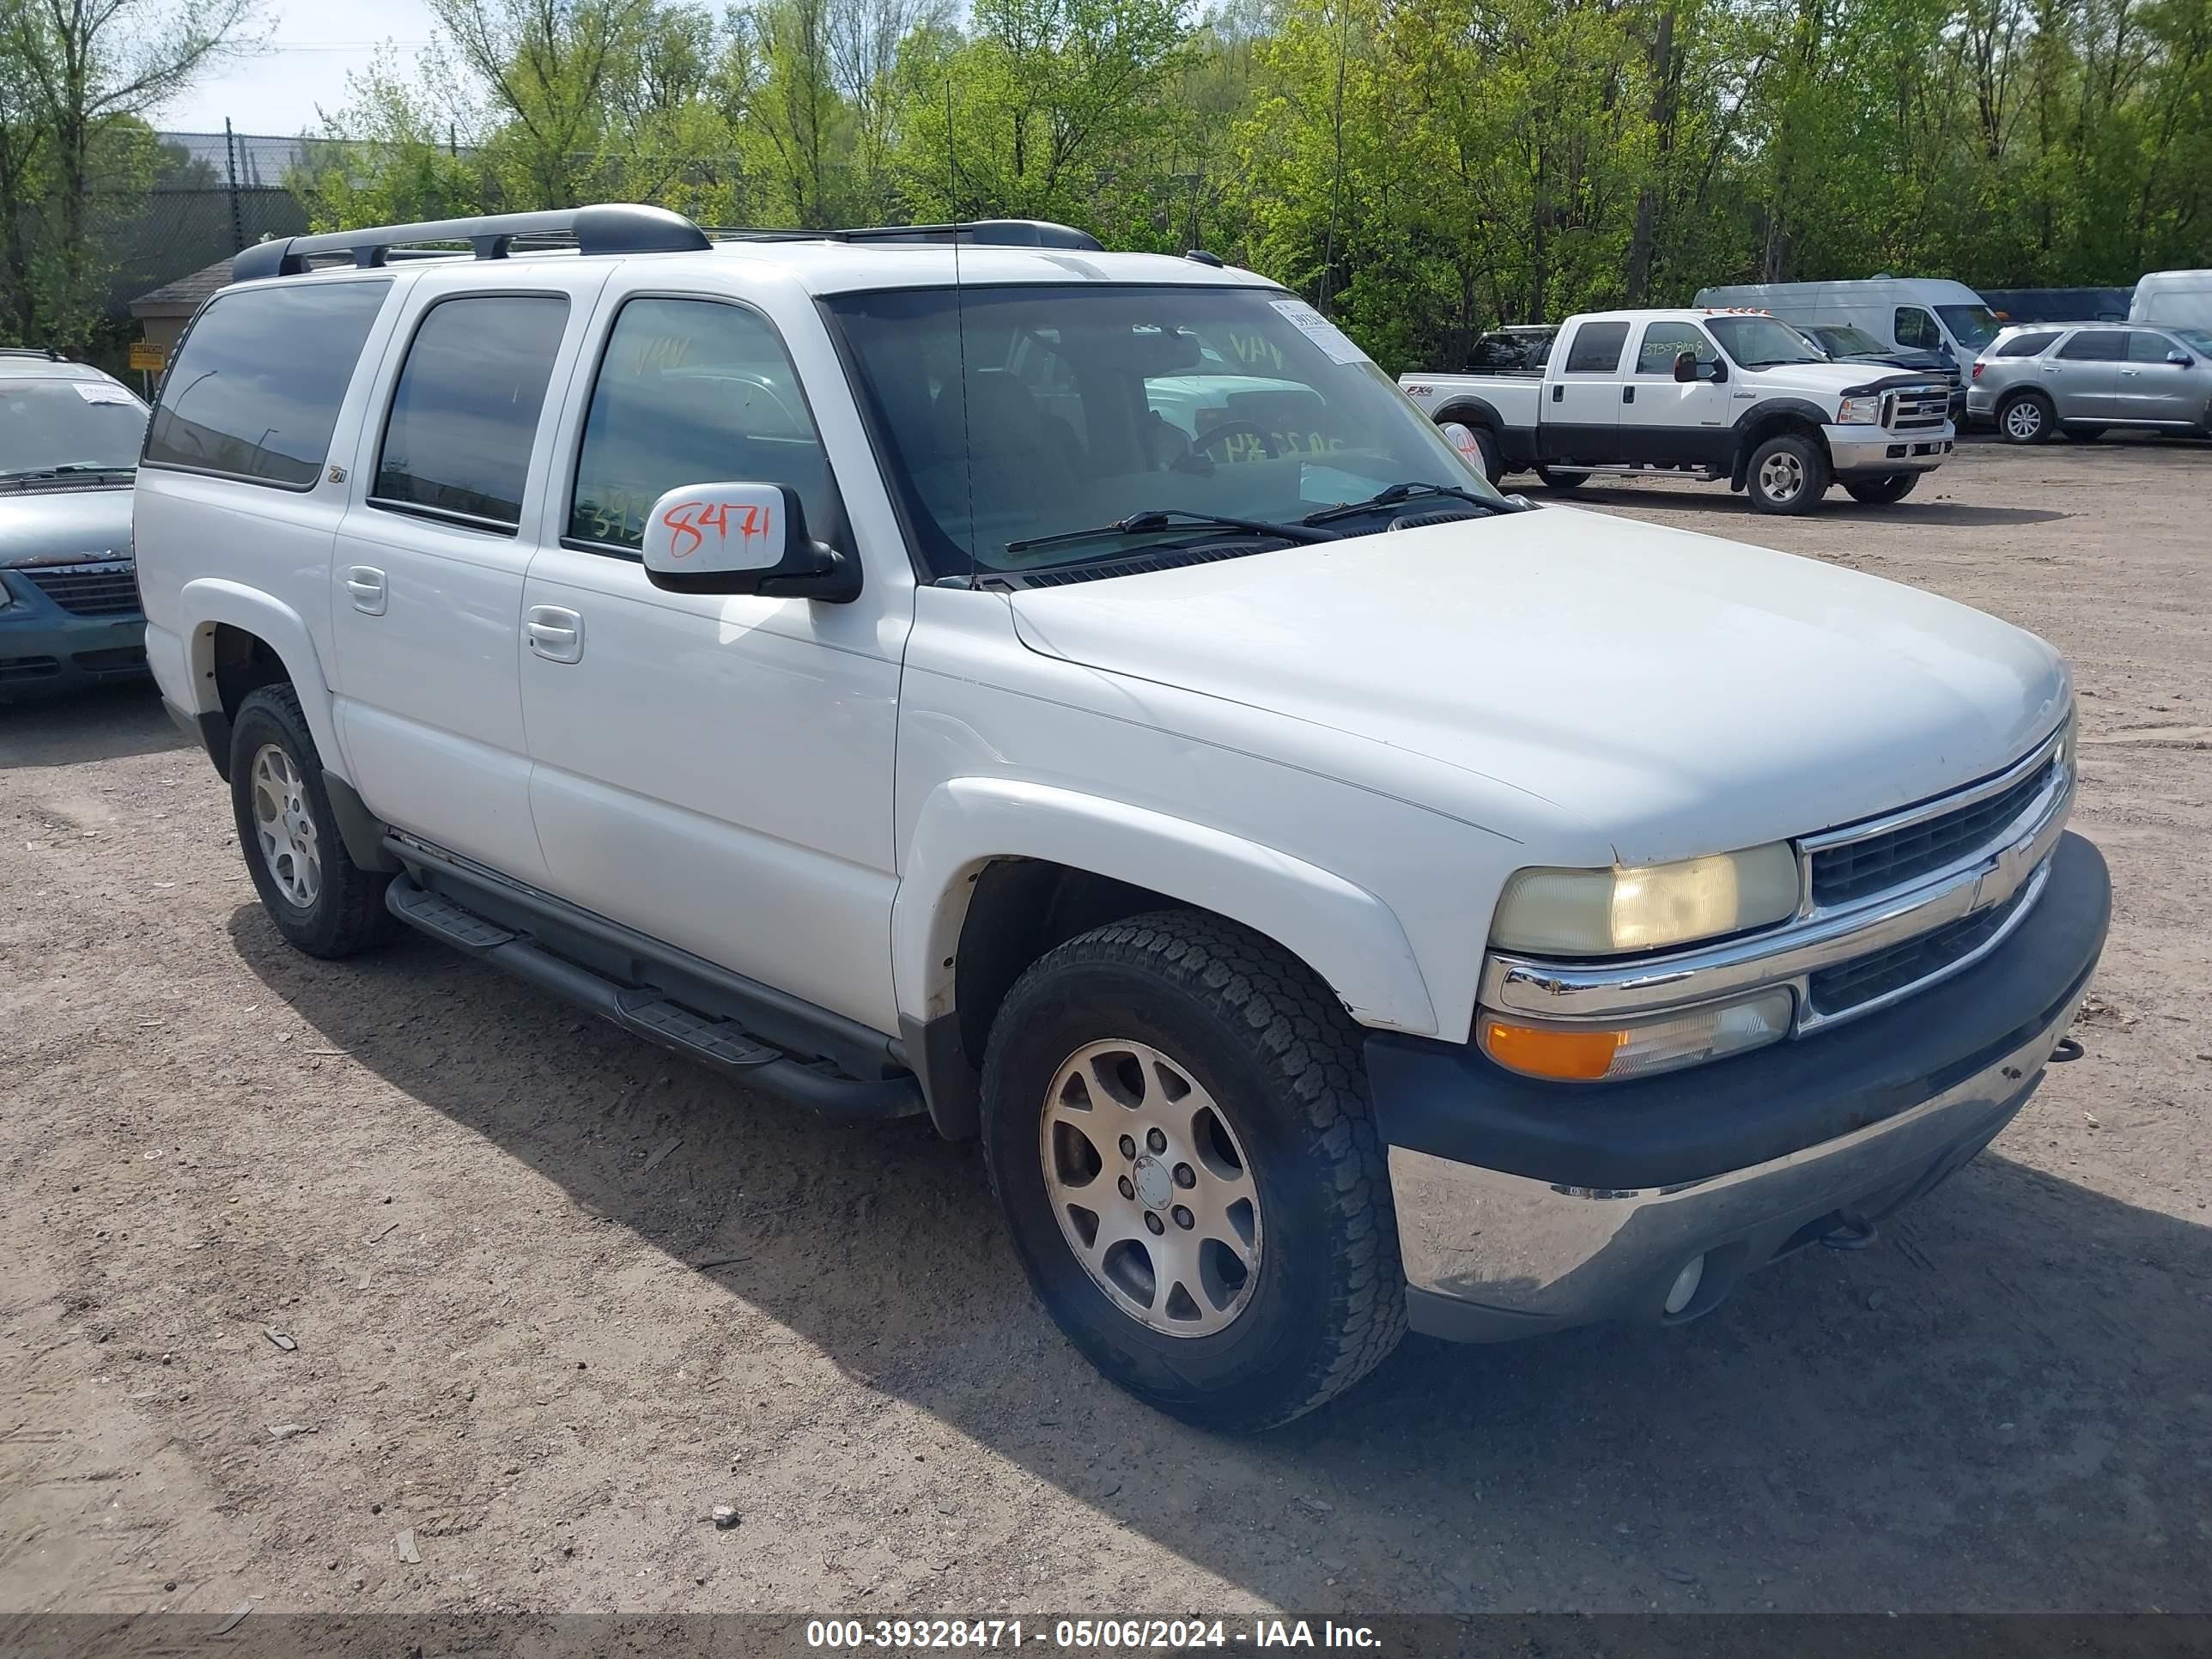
[233,204,713,283]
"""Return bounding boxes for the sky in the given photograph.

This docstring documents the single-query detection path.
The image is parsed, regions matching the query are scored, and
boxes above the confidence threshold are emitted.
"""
[162,1,446,137]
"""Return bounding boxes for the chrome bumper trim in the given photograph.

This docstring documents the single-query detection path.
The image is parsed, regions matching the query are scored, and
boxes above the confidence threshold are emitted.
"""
[1482,733,2073,1033]
[1390,983,2084,1336]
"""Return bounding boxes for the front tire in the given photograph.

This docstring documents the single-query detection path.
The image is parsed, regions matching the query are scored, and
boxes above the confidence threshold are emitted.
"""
[1843,471,1919,505]
[1747,431,1830,514]
[229,684,398,958]
[980,912,1405,1432]
[1997,391,2052,444]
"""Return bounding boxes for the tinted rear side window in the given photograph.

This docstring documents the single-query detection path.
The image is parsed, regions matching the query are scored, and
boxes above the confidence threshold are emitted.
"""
[143,280,390,487]
[373,295,569,530]
[2057,331,2125,362]
[1995,330,2060,357]
[1563,322,1629,374]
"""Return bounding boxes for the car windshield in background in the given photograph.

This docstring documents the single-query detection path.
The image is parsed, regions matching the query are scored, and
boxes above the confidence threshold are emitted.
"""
[1814,325,1887,356]
[0,378,146,481]
[1706,315,1826,368]
[824,284,1502,579]
[2172,329,2212,356]
[1936,304,2002,349]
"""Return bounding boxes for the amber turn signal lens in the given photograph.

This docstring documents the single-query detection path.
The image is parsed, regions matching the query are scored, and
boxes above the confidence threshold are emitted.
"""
[1480,1017,1623,1081]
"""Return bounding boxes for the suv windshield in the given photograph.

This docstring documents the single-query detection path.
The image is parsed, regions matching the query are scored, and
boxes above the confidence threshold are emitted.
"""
[825,283,1500,579]
[1705,315,1826,368]
[0,376,146,482]
[1813,325,1887,356]
[1936,304,2001,349]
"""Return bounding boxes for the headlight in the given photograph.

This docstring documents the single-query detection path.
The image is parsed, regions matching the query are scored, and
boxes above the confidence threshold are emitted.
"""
[1488,843,1802,957]
[1480,988,1796,1082]
[2058,703,2078,778]
[1837,395,1882,424]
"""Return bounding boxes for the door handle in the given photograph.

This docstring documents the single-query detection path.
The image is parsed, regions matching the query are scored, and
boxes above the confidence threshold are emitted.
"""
[526,605,585,665]
[1550,383,1564,402]
[1621,386,1636,404]
[344,566,386,616]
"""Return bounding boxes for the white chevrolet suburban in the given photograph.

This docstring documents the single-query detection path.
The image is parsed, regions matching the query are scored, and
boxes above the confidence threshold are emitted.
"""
[135,207,2106,1431]
[1401,308,1956,513]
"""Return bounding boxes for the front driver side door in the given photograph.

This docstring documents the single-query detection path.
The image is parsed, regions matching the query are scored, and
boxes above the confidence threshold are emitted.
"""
[1619,320,1729,468]
[519,289,910,1036]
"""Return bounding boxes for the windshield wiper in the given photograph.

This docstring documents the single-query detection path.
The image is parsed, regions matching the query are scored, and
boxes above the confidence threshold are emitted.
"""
[1005,507,1340,556]
[0,462,136,482]
[1300,481,1513,526]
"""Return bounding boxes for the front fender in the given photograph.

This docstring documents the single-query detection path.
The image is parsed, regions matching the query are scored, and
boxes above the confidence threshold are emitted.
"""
[179,578,351,785]
[891,777,1440,1037]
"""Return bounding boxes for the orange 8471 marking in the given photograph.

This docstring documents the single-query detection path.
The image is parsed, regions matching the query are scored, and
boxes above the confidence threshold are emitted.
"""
[660,499,773,559]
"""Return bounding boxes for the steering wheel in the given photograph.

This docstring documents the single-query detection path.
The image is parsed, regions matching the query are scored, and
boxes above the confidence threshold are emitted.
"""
[1193,419,1277,460]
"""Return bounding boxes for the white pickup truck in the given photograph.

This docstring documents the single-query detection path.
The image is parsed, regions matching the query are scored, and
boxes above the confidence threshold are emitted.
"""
[134,209,2103,1431]
[1402,308,1957,512]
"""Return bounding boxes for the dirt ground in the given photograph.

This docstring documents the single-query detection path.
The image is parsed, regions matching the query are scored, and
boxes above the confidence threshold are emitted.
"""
[3,437,2208,1624]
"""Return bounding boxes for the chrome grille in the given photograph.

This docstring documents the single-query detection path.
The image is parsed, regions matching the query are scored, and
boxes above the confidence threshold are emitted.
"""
[1881,386,1951,431]
[23,560,140,617]
[1809,878,2034,1018]
[1811,756,2058,908]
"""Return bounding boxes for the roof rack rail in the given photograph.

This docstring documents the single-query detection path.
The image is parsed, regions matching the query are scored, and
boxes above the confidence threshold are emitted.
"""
[0,345,66,361]
[699,218,1103,252]
[232,204,712,283]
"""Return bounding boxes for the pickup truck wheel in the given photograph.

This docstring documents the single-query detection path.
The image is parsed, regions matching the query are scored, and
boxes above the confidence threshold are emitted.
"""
[228,685,397,959]
[980,912,1405,1431]
[1747,432,1829,514]
[1842,471,1918,505]
[1997,392,2052,444]
[1534,466,1588,492]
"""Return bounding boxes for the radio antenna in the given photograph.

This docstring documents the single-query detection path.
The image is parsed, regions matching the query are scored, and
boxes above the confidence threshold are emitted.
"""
[946,76,978,591]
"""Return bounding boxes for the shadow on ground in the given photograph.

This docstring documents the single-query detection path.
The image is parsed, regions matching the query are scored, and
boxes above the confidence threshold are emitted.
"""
[1534,486,2071,529]
[0,682,182,768]
[228,906,2211,1613]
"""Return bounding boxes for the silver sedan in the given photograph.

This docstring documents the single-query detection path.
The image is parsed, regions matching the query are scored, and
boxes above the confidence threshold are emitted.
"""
[1969,321,2212,442]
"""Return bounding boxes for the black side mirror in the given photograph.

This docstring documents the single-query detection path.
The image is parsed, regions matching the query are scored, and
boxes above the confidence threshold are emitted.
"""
[1709,356,1728,383]
[641,482,859,602]
[1673,350,1698,383]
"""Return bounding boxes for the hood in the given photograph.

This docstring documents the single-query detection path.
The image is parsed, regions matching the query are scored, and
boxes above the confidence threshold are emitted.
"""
[1836,347,1954,374]
[1737,360,1945,401]
[0,481,135,569]
[1007,510,2069,864]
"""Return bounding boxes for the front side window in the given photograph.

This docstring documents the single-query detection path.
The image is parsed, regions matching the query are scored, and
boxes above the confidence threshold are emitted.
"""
[1562,322,1629,374]
[1935,303,2001,350]
[143,279,391,487]
[1995,330,2061,358]
[824,283,1502,580]
[1894,307,1942,350]
[1634,322,1717,375]
[2057,331,2125,362]
[568,296,836,552]
[1,376,146,483]
[374,295,569,530]
[2127,331,2185,363]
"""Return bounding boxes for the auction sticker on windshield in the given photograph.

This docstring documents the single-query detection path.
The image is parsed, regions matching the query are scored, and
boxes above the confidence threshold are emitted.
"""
[1269,299,1369,366]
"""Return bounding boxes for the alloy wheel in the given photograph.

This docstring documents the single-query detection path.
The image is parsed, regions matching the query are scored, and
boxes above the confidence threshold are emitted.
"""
[249,742,321,908]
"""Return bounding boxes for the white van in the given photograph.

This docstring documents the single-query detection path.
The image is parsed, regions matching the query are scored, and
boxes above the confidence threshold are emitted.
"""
[2130,270,2212,333]
[1692,277,2002,365]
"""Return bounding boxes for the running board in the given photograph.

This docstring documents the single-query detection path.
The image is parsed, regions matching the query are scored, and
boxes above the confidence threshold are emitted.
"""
[384,878,922,1121]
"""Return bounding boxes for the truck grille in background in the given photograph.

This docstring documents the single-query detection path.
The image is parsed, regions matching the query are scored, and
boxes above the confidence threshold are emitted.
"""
[1882,388,1951,431]
[1809,879,2033,1018]
[22,561,140,616]
[1810,756,2058,908]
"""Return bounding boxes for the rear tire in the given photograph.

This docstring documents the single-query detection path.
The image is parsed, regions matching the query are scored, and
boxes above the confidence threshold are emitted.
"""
[1843,472,1919,505]
[229,684,398,958]
[1534,466,1589,492]
[980,911,1405,1432]
[1746,431,1830,514]
[1997,392,2052,444]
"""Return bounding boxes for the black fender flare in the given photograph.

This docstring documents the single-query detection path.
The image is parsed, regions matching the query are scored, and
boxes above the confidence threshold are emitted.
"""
[1729,398,1834,487]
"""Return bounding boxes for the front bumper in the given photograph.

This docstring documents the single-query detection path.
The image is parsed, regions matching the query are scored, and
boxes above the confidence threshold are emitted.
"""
[1370,832,2110,1342]
[1825,422,1954,476]
[0,569,148,698]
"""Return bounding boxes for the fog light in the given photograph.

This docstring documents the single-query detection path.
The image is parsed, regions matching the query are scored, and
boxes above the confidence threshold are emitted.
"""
[1664,1255,1705,1316]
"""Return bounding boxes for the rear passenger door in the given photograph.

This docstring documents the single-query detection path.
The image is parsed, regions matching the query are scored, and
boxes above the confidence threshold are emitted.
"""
[329,269,605,880]
[2046,329,2124,419]
[1542,320,1629,465]
[1619,320,1729,467]
[517,287,910,1036]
